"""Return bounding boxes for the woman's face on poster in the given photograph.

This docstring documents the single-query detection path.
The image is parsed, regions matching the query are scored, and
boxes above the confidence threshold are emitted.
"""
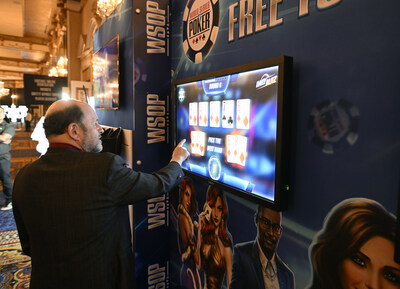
[211,196,223,228]
[182,185,192,212]
[339,236,400,289]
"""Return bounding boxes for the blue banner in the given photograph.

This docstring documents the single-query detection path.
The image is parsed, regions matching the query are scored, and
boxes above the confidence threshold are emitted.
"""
[170,0,400,288]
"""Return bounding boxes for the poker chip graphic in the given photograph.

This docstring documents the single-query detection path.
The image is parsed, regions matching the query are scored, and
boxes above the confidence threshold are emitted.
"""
[308,99,360,154]
[134,58,147,84]
[182,0,219,64]
[208,155,222,180]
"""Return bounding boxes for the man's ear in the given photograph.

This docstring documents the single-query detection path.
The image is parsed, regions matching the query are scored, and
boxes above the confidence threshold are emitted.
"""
[67,123,81,141]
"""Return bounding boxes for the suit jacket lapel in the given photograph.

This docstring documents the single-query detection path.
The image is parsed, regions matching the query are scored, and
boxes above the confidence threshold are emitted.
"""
[276,254,288,288]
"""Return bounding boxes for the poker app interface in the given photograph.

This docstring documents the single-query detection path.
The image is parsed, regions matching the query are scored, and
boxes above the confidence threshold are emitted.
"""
[176,65,280,201]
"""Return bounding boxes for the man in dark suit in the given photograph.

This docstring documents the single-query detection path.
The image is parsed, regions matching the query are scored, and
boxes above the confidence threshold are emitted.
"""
[230,205,295,289]
[12,99,190,289]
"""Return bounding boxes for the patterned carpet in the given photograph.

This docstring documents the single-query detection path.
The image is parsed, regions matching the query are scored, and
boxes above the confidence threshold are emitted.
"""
[0,210,16,232]
[0,230,31,288]
[0,231,20,245]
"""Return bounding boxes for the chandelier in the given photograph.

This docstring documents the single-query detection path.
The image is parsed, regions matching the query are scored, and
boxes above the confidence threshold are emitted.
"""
[47,5,68,77]
[96,0,123,18]
[49,56,68,77]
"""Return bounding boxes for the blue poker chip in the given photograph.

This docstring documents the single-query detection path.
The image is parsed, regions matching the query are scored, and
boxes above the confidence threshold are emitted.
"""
[208,155,222,180]
[182,0,220,63]
[308,99,360,154]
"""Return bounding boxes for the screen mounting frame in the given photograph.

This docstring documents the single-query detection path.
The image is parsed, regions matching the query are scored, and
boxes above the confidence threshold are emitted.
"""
[171,55,293,211]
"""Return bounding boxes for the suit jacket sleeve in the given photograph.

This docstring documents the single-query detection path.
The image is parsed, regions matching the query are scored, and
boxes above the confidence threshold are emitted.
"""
[106,154,184,205]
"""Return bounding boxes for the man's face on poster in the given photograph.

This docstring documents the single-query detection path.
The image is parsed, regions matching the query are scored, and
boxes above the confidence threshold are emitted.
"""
[256,207,282,258]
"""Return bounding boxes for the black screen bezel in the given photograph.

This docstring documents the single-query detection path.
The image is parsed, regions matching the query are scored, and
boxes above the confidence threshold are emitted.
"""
[395,176,400,264]
[171,55,293,211]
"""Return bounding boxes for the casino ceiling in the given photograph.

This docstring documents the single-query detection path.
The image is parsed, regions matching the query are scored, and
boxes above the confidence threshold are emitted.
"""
[0,0,82,89]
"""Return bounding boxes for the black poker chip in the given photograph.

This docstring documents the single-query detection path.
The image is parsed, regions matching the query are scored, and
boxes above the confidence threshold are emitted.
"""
[308,99,359,154]
[182,0,220,63]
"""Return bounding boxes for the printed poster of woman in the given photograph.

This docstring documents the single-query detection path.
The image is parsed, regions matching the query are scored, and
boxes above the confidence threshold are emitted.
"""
[175,178,296,289]
[195,185,233,289]
[307,197,400,289]
[175,180,233,289]
[177,177,202,289]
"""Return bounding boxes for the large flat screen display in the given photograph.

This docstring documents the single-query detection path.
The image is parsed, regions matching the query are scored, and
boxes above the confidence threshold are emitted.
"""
[173,56,292,209]
[93,35,119,109]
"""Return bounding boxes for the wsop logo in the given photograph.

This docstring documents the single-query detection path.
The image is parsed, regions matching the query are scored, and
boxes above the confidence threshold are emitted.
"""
[182,0,219,63]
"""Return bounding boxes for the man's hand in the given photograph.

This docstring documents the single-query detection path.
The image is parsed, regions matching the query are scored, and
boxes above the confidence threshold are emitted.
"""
[171,139,190,166]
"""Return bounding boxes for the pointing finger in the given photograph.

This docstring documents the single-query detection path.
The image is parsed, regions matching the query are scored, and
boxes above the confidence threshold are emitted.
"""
[177,139,186,147]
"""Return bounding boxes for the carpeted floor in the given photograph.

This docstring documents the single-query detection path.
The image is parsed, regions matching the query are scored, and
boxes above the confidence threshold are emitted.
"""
[0,230,31,288]
[11,150,40,158]
[0,217,32,288]
[0,210,17,232]
[0,231,20,245]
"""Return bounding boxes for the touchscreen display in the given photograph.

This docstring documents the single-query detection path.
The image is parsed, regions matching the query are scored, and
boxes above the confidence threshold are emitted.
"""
[175,64,284,203]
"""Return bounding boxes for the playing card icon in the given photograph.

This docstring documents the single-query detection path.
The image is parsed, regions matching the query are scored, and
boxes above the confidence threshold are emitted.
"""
[243,116,249,127]
[240,153,245,164]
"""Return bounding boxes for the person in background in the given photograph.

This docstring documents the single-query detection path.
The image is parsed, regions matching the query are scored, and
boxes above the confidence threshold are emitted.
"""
[25,109,32,132]
[12,99,190,289]
[4,111,11,123]
[196,185,233,289]
[0,107,15,211]
[230,205,295,289]
[307,197,400,289]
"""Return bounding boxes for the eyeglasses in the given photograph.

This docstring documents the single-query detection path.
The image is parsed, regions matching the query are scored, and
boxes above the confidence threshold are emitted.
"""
[257,215,282,234]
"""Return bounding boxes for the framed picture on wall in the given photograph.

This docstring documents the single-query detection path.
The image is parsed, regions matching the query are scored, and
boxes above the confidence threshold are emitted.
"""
[71,81,92,103]
[92,35,120,109]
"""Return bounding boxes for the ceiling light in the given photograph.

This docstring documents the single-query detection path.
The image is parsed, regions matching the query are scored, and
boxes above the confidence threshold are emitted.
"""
[48,57,68,77]
[96,0,123,18]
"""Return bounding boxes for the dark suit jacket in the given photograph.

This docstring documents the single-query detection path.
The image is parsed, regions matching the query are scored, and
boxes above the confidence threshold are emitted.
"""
[12,146,184,289]
[229,240,295,289]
